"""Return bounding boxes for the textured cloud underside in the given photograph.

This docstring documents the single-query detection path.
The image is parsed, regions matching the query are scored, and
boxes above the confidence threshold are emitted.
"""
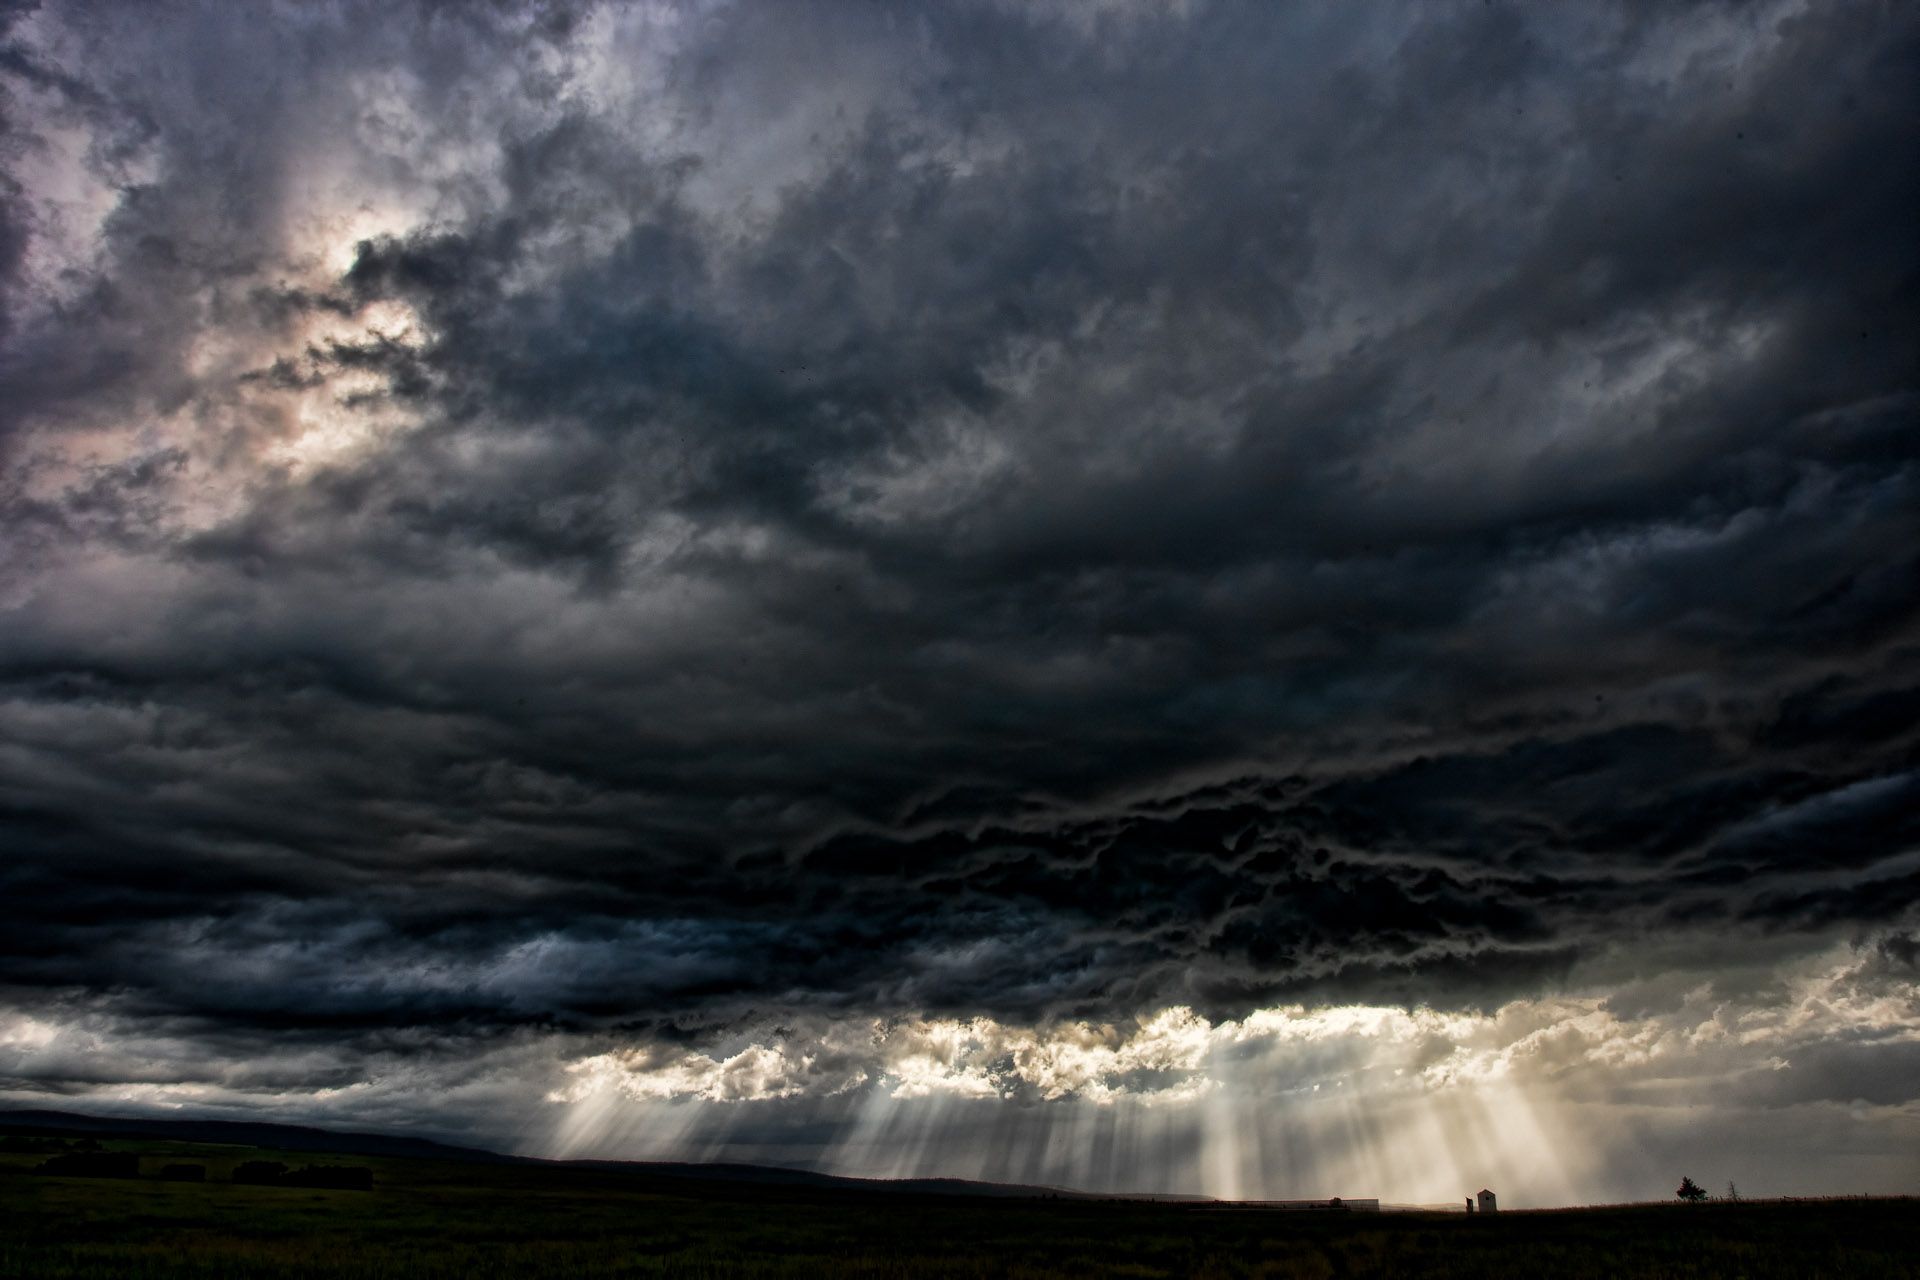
[0,0,1916,1196]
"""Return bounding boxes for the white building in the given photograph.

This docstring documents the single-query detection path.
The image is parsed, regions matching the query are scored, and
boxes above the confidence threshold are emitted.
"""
[1477,1188,1498,1214]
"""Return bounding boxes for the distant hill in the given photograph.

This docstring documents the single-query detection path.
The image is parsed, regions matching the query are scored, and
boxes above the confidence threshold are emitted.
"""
[0,1108,511,1164]
[0,1107,1203,1202]
[564,1158,1106,1199]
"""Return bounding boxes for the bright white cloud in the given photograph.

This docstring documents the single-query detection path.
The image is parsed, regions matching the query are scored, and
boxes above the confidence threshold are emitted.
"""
[550,941,1920,1111]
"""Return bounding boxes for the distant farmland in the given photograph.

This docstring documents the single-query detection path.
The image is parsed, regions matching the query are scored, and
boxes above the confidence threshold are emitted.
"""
[2,1131,1916,1278]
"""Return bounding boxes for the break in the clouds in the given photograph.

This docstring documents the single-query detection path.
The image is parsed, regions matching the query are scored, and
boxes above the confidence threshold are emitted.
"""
[1,0,1916,1204]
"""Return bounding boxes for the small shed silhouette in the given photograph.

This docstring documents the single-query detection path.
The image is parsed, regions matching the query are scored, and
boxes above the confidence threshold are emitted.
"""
[1477,1188,1498,1214]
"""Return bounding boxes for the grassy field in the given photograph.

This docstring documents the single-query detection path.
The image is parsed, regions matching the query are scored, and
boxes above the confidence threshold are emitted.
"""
[2,1139,1915,1278]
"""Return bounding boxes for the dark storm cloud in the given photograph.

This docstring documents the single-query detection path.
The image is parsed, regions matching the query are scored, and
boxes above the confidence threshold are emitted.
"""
[1,0,1917,1124]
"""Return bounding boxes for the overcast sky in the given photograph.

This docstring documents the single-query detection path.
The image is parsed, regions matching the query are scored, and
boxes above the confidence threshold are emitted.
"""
[1,0,1916,1206]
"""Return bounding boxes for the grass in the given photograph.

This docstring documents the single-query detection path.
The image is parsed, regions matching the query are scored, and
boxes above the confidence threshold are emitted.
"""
[1,1141,1916,1278]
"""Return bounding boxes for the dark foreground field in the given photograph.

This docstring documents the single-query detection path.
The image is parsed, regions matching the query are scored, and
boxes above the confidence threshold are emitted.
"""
[2,1139,1916,1279]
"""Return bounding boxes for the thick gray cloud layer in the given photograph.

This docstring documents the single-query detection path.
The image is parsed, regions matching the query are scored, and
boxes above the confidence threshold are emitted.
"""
[1,0,1916,1186]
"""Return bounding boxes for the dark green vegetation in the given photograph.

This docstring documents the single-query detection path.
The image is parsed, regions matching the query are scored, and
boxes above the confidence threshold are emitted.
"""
[2,1138,1916,1279]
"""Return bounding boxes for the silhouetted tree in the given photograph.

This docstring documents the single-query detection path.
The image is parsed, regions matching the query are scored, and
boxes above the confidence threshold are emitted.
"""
[35,1151,138,1179]
[233,1161,289,1185]
[1726,1181,1740,1202]
[1677,1176,1707,1202]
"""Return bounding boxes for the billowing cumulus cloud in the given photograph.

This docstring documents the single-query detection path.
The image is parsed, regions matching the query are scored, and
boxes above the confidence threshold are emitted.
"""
[0,0,1916,1202]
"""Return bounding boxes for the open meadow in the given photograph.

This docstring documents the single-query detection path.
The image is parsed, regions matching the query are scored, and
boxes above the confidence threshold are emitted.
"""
[1,1138,1915,1279]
